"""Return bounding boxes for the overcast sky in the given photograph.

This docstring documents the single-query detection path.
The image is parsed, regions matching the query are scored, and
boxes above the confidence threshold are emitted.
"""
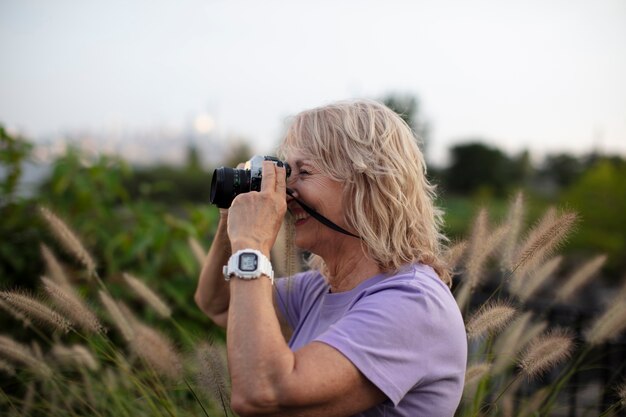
[1,0,625,164]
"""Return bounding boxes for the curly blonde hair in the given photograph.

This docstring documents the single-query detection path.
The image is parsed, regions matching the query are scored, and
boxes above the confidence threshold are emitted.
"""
[278,99,451,286]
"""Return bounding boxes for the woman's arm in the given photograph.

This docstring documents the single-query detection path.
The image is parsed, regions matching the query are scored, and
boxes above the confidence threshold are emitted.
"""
[194,211,231,328]
[226,162,386,416]
[228,269,386,417]
[194,182,292,334]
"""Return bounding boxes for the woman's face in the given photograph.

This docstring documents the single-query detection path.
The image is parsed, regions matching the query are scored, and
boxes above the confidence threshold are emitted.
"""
[284,151,348,254]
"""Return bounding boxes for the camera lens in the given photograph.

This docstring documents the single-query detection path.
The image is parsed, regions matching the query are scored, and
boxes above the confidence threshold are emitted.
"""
[210,167,234,208]
[210,167,252,208]
[210,156,289,208]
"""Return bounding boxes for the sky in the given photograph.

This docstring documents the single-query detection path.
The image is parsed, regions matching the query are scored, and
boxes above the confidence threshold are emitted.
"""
[1,0,625,165]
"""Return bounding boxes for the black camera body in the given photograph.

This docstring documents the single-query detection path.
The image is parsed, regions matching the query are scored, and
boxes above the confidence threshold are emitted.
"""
[210,155,291,208]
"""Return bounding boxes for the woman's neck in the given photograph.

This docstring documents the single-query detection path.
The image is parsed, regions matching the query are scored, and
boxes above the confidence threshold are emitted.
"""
[321,248,382,293]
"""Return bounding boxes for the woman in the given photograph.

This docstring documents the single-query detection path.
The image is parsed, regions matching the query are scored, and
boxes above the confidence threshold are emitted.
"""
[195,100,467,417]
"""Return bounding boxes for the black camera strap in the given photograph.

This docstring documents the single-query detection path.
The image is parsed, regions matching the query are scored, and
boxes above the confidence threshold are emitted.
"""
[286,188,360,239]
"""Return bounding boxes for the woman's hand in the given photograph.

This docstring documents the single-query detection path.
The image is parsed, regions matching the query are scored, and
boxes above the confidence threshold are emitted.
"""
[227,161,287,255]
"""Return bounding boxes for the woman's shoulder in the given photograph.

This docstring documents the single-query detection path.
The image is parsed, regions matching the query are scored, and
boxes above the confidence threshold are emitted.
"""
[357,263,463,323]
[365,263,453,296]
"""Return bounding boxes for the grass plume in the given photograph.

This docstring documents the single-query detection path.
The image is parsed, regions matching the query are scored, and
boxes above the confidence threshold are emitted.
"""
[518,329,574,379]
[466,301,517,339]
[0,335,52,377]
[511,210,578,278]
[454,281,472,311]
[188,237,206,267]
[465,362,492,387]
[444,240,467,272]
[131,323,182,381]
[585,301,626,345]
[52,344,100,371]
[0,298,31,328]
[98,290,134,342]
[195,341,231,412]
[41,276,103,333]
[468,208,489,254]
[510,255,562,302]
[40,243,71,287]
[501,191,525,270]
[556,254,607,302]
[465,224,509,289]
[39,206,96,276]
[492,312,533,374]
[0,290,71,333]
[123,273,171,318]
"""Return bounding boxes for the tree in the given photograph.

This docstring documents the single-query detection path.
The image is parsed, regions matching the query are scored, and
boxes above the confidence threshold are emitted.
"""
[444,141,522,196]
[561,157,626,276]
[381,93,430,154]
[539,153,584,189]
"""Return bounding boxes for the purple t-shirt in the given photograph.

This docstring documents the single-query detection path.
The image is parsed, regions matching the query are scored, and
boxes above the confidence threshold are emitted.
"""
[275,263,467,417]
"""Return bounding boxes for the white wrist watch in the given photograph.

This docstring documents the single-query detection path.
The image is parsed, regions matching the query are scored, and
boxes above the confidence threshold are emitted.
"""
[223,249,274,284]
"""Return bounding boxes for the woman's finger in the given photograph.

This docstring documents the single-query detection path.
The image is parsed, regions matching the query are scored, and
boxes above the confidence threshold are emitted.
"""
[276,164,286,194]
[260,161,276,193]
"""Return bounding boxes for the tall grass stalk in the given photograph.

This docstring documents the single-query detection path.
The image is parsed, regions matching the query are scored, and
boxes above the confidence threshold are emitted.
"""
[510,255,562,302]
[466,301,517,340]
[3,197,623,416]
[0,291,72,333]
[40,243,71,288]
[123,273,172,318]
[511,210,578,278]
[41,276,103,334]
[555,254,607,302]
[39,206,97,277]
[457,194,623,416]
[501,191,525,270]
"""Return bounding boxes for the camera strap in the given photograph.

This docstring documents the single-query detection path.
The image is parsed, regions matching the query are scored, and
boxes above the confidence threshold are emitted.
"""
[286,188,360,239]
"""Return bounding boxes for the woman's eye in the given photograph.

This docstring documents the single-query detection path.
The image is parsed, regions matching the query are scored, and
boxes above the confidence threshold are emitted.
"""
[299,170,311,176]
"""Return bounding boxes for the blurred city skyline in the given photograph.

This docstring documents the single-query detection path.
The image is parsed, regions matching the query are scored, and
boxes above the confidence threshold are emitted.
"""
[1,0,625,165]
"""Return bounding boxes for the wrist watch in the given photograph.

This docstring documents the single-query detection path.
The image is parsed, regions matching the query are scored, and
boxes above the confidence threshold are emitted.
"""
[223,249,274,284]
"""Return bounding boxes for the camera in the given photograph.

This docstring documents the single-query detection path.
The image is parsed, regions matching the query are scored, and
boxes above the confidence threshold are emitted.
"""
[210,155,291,208]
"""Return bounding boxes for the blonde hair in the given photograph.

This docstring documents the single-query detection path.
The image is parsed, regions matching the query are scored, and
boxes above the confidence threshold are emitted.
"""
[279,99,451,286]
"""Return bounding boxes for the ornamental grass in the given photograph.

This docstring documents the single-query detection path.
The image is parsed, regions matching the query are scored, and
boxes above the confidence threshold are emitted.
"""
[0,200,625,417]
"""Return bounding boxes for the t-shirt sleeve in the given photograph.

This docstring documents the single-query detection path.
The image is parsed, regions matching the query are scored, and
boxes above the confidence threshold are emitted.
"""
[314,281,464,406]
[274,272,317,329]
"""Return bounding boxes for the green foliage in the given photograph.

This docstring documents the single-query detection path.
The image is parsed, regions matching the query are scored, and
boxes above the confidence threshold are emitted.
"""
[0,126,33,201]
[445,142,529,197]
[538,153,585,188]
[1,188,624,416]
[2,124,626,415]
[0,128,42,289]
[39,147,131,210]
[560,158,626,275]
[1,131,221,335]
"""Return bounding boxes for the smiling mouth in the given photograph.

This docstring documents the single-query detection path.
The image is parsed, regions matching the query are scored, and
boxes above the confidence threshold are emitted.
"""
[289,208,310,224]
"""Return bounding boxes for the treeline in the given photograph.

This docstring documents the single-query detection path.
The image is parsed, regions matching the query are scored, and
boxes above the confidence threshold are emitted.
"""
[432,141,625,199]
[1,124,625,286]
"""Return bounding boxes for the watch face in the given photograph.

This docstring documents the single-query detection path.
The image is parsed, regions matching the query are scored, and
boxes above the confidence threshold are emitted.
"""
[239,253,258,272]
